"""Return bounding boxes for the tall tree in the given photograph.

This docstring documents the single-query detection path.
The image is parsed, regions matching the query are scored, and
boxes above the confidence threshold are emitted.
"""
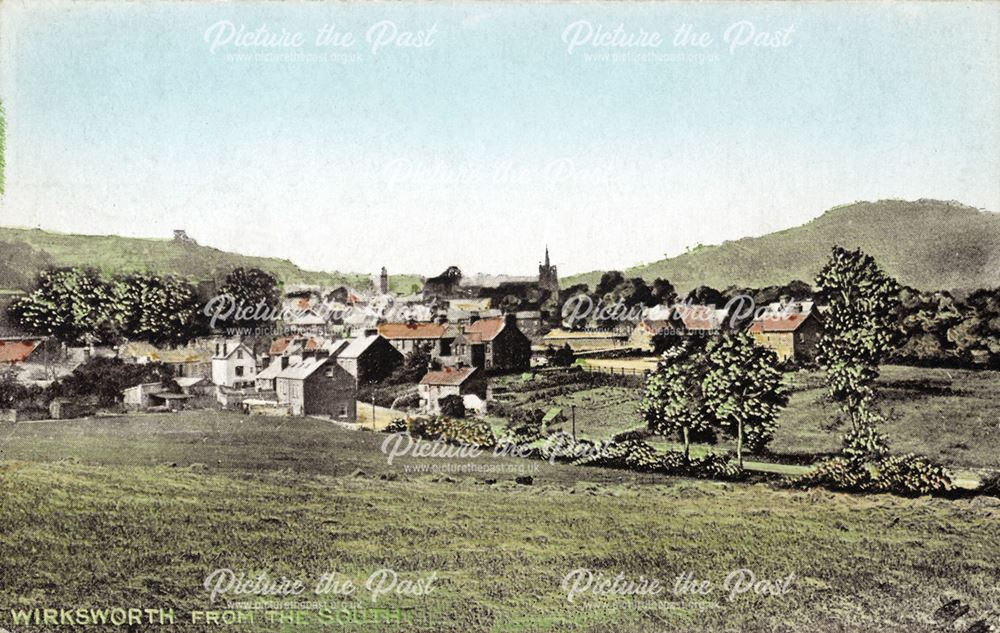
[8,268,115,344]
[639,344,711,461]
[814,246,900,457]
[702,333,787,469]
[110,273,206,345]
[217,267,281,329]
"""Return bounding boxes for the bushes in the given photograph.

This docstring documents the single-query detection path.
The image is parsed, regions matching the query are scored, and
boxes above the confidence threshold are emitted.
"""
[979,471,1000,497]
[797,454,953,497]
[540,432,744,480]
[406,416,496,448]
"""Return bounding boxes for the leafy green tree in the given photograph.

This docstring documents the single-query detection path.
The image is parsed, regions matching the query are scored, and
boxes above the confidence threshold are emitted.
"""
[650,278,677,306]
[814,246,900,456]
[439,394,466,418]
[110,273,206,345]
[702,333,787,469]
[49,357,174,406]
[639,344,712,462]
[388,342,435,384]
[8,268,115,344]
[217,267,280,329]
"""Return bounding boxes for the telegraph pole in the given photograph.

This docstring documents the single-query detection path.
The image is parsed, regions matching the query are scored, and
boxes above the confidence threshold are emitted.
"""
[571,404,576,441]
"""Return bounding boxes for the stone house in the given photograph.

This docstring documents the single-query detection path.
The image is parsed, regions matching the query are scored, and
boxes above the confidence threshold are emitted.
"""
[275,356,357,419]
[748,309,823,363]
[418,366,487,414]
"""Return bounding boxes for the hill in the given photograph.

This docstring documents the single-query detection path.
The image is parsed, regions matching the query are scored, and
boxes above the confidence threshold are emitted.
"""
[564,199,1000,293]
[0,227,422,293]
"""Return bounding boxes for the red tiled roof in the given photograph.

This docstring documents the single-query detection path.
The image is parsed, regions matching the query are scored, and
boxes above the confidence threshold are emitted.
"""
[0,339,42,364]
[269,336,294,355]
[378,322,448,340]
[269,336,322,355]
[463,317,505,342]
[748,312,814,333]
[419,366,478,386]
[640,319,674,333]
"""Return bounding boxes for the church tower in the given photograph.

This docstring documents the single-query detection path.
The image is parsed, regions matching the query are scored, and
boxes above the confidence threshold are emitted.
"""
[538,246,559,294]
[379,266,389,294]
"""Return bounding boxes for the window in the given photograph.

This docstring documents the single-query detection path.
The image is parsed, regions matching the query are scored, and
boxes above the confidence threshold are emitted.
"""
[236,350,243,360]
[338,404,348,418]
[235,366,244,377]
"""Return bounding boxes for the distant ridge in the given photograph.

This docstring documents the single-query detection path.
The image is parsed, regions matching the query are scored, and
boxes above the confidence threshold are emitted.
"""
[564,200,1000,293]
[0,226,421,293]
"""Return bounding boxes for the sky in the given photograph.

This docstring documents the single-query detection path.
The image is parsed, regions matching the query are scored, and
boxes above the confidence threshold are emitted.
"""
[0,1,998,278]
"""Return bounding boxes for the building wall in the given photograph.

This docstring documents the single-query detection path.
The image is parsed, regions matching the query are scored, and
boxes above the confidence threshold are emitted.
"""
[303,364,357,420]
[792,318,824,362]
[487,325,531,372]
[751,331,795,362]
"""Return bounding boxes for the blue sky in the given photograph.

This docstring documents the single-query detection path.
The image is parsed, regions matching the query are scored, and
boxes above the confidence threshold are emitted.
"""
[1,1,998,277]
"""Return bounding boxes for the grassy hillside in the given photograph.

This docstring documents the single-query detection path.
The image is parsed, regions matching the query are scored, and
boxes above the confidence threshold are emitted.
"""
[565,200,1000,293]
[2,413,999,632]
[0,227,422,293]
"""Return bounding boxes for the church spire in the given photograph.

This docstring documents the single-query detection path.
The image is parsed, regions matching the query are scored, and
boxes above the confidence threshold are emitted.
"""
[544,245,550,268]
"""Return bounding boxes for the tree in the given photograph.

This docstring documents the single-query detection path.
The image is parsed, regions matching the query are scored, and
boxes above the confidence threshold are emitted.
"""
[685,285,724,307]
[639,344,712,462]
[548,343,575,367]
[109,273,206,345]
[439,394,466,418]
[814,246,900,456]
[8,268,116,344]
[217,267,280,329]
[650,278,677,306]
[702,333,788,469]
[388,342,435,384]
[595,271,626,299]
[51,357,174,406]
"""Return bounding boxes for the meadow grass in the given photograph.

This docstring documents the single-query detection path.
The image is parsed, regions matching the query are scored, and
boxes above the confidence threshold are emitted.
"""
[1,412,999,632]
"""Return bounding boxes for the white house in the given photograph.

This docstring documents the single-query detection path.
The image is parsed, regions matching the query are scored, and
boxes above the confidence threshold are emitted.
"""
[211,340,256,389]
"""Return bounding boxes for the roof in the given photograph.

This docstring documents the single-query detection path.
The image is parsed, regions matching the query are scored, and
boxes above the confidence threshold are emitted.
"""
[675,305,728,332]
[214,341,253,360]
[748,311,818,333]
[120,342,212,364]
[543,329,627,340]
[337,334,380,359]
[637,319,674,333]
[378,322,448,340]
[0,338,42,364]
[269,336,324,356]
[275,357,328,381]
[419,366,479,386]
[463,318,506,343]
[175,376,208,388]
[256,362,283,380]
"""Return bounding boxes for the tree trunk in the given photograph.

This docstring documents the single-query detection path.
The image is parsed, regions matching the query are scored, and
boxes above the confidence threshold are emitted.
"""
[682,426,690,463]
[736,419,744,470]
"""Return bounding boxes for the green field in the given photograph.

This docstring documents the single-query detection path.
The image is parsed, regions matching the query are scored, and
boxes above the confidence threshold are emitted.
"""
[1,412,999,632]
[500,365,1000,474]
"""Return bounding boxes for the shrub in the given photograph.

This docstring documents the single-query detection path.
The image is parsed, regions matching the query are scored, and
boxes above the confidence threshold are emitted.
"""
[876,454,953,497]
[439,394,465,419]
[406,416,496,449]
[797,454,952,496]
[688,453,741,480]
[383,418,408,434]
[979,471,1000,497]
[796,457,875,492]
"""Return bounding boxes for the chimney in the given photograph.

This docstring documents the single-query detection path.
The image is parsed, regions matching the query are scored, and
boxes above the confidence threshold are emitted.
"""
[469,313,480,324]
[364,327,378,337]
[505,313,517,327]
[281,356,289,369]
